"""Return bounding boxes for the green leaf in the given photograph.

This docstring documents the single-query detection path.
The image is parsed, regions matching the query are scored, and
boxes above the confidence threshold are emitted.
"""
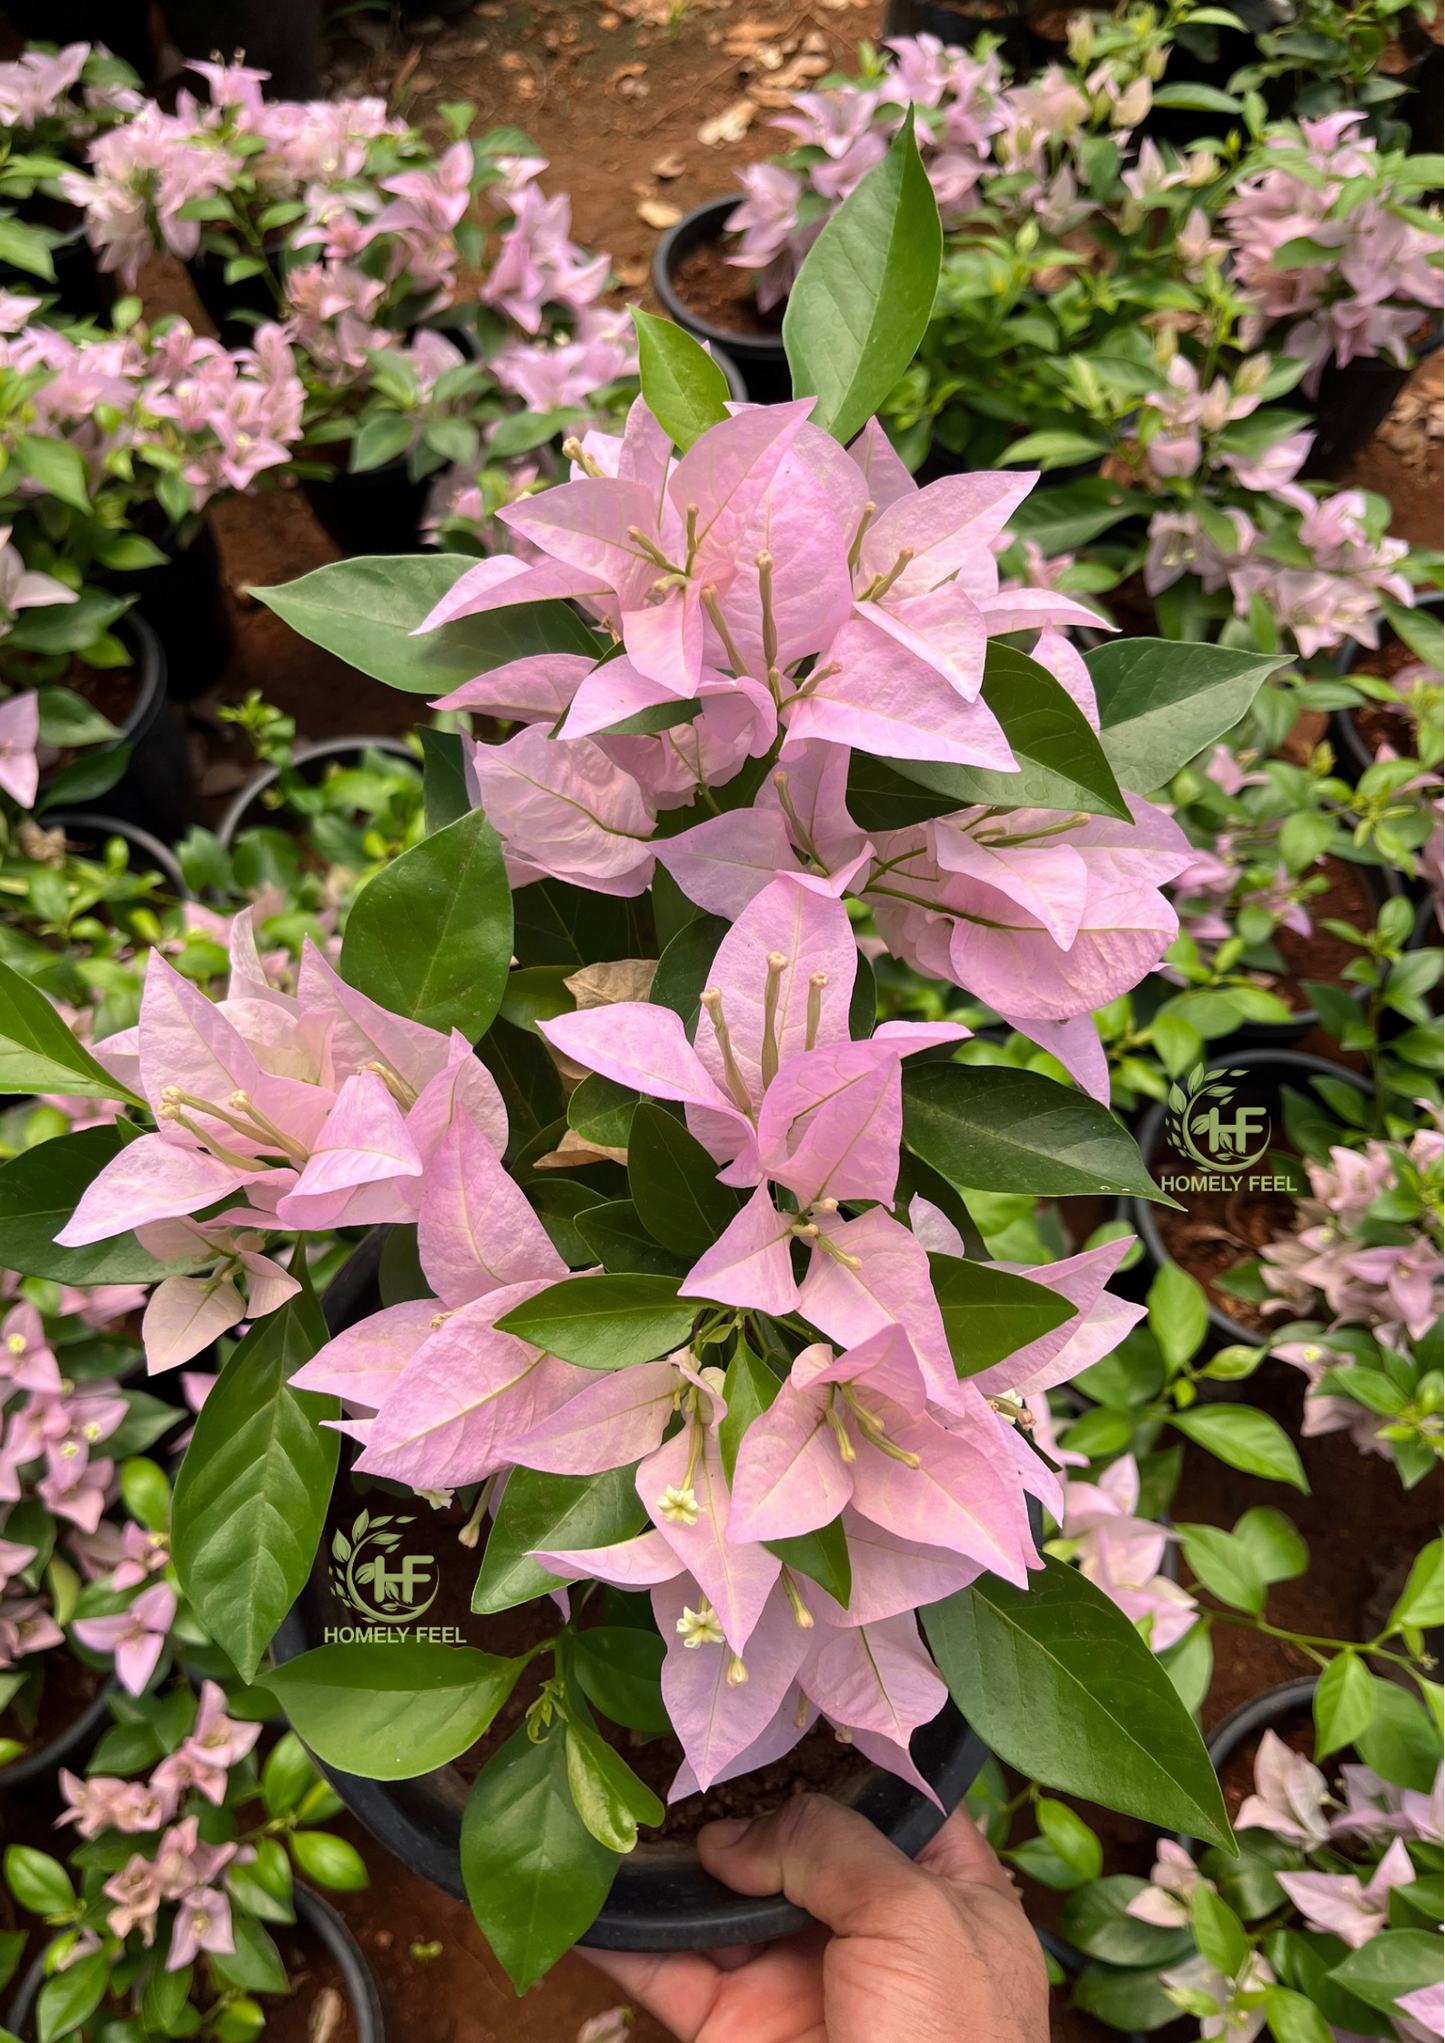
[929,1252,1075,1376]
[36,1950,107,2043]
[1388,1538,1442,1631]
[460,1723,618,1991]
[0,1127,174,1282]
[287,1830,370,1891]
[0,211,57,279]
[262,1731,319,1819]
[1086,639,1287,792]
[1036,1798,1103,1882]
[1327,1932,1443,2016]
[650,912,730,1030]
[859,643,1131,825]
[1072,1956,1184,2031]
[4,1844,75,1915]
[782,108,942,445]
[1170,1406,1308,1491]
[252,556,599,695]
[495,1272,698,1370]
[1265,1984,1335,2043]
[568,1074,638,1151]
[1233,1506,1308,1585]
[6,585,129,656]
[1353,1680,1439,1791]
[35,744,130,812]
[575,1199,690,1278]
[1060,1875,1196,1966]
[628,1100,743,1257]
[565,1714,664,1849]
[35,685,120,748]
[478,1016,565,1153]
[922,1556,1234,1849]
[1000,429,1109,468]
[418,725,469,835]
[350,413,415,472]
[263,1642,526,1779]
[1151,81,1244,109]
[1177,1523,1266,1613]
[17,434,89,512]
[1193,1884,1249,1978]
[572,1626,669,1734]
[0,961,142,1103]
[718,1337,780,1484]
[631,307,731,451]
[473,1464,646,1613]
[1313,1651,1377,1759]
[1148,1261,1209,1371]
[765,1517,852,1608]
[339,807,512,1039]
[171,1292,339,1682]
[902,1062,1171,1202]
[209,1912,289,1996]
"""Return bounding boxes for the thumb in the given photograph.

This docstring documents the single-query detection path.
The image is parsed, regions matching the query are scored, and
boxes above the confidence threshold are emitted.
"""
[697,1793,932,1939]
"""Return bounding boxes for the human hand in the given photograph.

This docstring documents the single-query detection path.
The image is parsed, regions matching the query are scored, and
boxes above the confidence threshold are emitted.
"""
[583,1792,1050,2043]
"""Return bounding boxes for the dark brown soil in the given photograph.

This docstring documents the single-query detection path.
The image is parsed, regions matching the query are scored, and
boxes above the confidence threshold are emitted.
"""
[1352,703,1416,757]
[63,657,142,733]
[670,237,783,338]
[0,1647,103,1763]
[1270,854,1381,1009]
[260,1915,361,2043]
[1155,1179,1297,1335]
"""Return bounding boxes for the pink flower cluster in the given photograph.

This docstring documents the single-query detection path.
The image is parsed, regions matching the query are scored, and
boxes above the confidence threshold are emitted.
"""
[289,875,1145,1800]
[1224,111,1444,394]
[428,399,1191,1098]
[1144,487,1414,659]
[1262,1130,1444,1349]
[58,1681,261,1962]
[729,37,1007,308]
[1059,1453,1197,1649]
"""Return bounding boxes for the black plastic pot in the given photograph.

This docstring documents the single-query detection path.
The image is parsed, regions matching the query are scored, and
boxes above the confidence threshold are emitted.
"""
[97,519,234,702]
[654,200,792,408]
[185,246,288,355]
[1330,591,1443,781]
[44,811,190,899]
[1302,325,1444,482]
[1131,1047,1372,1351]
[216,736,419,849]
[301,457,436,560]
[4,1881,385,2040]
[1206,1676,1317,1773]
[48,226,114,326]
[37,612,197,844]
[0,1673,116,1795]
[273,1232,991,1953]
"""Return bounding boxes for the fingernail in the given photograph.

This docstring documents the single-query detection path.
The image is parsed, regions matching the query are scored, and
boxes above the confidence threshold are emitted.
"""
[701,1818,753,1849]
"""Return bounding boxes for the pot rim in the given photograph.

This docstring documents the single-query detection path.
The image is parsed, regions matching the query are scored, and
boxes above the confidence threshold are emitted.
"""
[652,197,790,364]
[0,1671,116,1793]
[1130,1045,1373,1349]
[44,810,190,899]
[3,1881,386,2041]
[216,735,419,851]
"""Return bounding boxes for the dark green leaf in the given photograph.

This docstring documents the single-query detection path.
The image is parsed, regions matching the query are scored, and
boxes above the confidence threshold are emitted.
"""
[495,1272,698,1370]
[1060,1875,1196,1965]
[418,726,469,834]
[650,913,730,1030]
[251,556,599,695]
[568,1073,638,1151]
[628,1101,743,1257]
[0,1128,175,1282]
[1086,639,1287,792]
[171,1293,339,1682]
[473,1464,646,1613]
[339,808,512,1038]
[929,1252,1075,1376]
[460,1724,618,1991]
[264,1642,526,1779]
[36,1950,108,2043]
[209,1912,289,1996]
[765,1517,852,1608]
[0,961,142,1102]
[477,1017,565,1155]
[575,1199,690,1277]
[1072,1958,1182,2031]
[922,1557,1233,1848]
[1327,1932,1443,2016]
[572,1626,669,1734]
[902,1062,1171,1201]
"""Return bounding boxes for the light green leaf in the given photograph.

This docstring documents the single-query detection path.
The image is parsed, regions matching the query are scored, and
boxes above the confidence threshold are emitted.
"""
[1148,1262,1209,1371]
[782,108,942,444]
[1313,1651,1377,1759]
[1170,1406,1308,1491]
[1388,1538,1442,1631]
[565,1715,664,1849]
[0,961,143,1103]
[631,307,731,451]
[1327,1932,1443,2016]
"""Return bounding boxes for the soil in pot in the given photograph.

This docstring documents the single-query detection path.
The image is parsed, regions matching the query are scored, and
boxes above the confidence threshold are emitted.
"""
[669,239,784,343]
[1267,855,1390,1012]
[1154,1177,1297,1336]
[255,1915,361,2043]
[40,658,141,778]
[0,1649,104,1764]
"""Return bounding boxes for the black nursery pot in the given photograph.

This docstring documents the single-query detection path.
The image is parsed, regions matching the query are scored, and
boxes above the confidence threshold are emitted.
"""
[0,1674,116,1796]
[185,247,286,356]
[301,458,436,561]
[5,1883,386,2042]
[271,1233,990,1954]
[48,225,114,326]
[216,735,419,849]
[654,200,792,408]
[1302,326,1444,482]
[1131,1047,1372,1351]
[38,612,198,845]
[97,519,235,702]
[43,811,190,900]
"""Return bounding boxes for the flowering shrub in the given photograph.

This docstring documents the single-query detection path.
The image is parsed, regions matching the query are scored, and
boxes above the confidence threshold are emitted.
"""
[2,1693,367,2042]
[0,108,1419,1995]
[0,1273,182,1766]
[0,41,142,285]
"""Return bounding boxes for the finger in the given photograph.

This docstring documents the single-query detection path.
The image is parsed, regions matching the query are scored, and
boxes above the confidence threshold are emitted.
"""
[696,1793,931,1939]
[581,1945,722,2041]
[916,1803,1022,1903]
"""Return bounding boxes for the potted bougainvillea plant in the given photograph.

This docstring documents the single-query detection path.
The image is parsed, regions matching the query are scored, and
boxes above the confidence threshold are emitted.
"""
[1,116,1304,1991]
